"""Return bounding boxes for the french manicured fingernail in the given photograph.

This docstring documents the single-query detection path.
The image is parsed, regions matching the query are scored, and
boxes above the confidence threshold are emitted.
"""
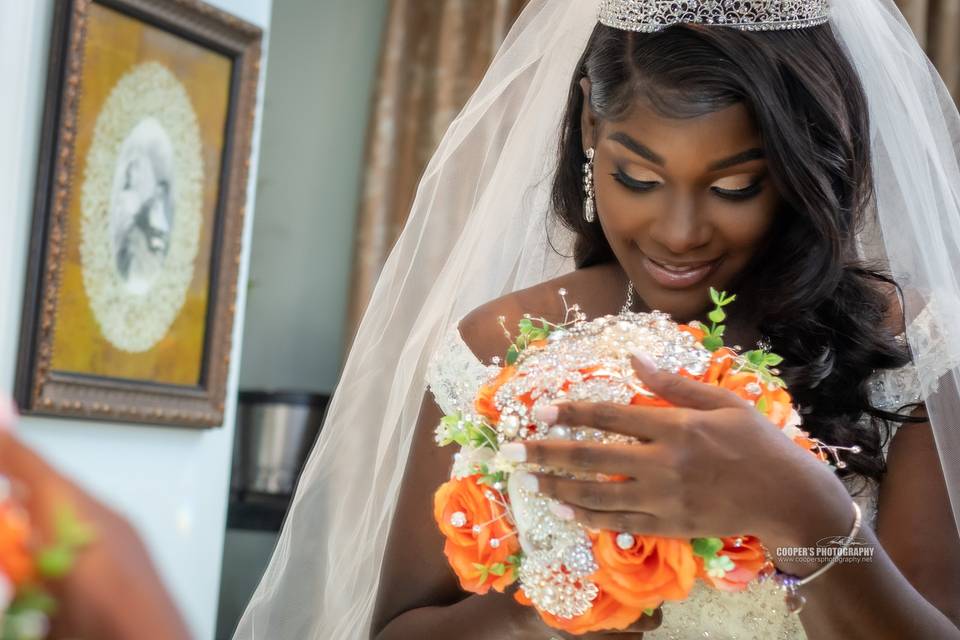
[630,349,657,375]
[0,396,19,432]
[500,442,527,462]
[534,404,559,424]
[519,473,539,493]
[550,502,576,520]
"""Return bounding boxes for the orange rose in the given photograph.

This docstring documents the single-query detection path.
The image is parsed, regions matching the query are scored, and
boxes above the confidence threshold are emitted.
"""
[719,371,794,427]
[514,584,650,635]
[695,535,767,592]
[703,347,737,384]
[678,323,705,341]
[433,475,519,594]
[590,531,697,610]
[475,365,517,424]
[0,502,34,586]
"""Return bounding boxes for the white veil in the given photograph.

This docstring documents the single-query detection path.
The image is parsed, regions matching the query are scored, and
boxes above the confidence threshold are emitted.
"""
[233,1,960,638]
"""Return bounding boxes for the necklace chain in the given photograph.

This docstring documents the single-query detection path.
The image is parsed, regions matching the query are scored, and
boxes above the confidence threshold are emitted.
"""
[620,280,635,315]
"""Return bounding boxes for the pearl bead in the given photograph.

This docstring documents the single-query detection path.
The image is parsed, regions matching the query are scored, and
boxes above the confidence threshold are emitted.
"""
[547,425,571,440]
[616,532,636,550]
[449,511,467,527]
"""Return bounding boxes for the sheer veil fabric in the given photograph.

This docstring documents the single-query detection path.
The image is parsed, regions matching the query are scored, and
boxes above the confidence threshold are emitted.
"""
[234,1,960,637]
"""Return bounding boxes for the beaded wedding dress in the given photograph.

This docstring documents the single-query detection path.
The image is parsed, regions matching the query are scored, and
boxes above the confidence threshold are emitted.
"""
[425,307,929,640]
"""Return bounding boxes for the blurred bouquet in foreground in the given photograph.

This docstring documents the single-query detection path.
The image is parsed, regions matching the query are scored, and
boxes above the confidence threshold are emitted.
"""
[0,479,94,640]
[432,289,853,634]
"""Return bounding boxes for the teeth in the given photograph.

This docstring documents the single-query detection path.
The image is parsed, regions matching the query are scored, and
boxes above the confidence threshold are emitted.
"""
[655,261,704,273]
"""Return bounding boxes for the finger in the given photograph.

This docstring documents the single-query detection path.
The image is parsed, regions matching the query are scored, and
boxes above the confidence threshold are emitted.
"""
[533,473,673,513]
[544,401,679,441]
[550,501,669,536]
[630,350,749,411]
[554,402,706,441]
[506,441,659,476]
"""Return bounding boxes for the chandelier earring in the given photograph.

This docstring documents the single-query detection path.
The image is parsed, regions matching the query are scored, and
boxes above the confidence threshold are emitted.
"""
[583,147,596,223]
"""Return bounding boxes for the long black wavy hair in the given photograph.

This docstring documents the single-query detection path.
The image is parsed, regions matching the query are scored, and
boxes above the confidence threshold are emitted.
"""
[551,23,923,485]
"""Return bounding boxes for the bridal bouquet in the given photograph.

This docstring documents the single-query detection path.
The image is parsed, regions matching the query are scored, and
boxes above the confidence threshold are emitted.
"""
[0,482,94,640]
[432,289,842,634]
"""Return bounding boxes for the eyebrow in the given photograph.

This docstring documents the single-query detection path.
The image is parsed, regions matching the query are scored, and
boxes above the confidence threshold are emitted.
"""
[607,131,765,171]
[608,132,665,166]
[708,147,765,171]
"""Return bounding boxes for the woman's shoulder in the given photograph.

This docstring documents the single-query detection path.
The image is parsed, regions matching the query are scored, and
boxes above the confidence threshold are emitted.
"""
[457,262,623,364]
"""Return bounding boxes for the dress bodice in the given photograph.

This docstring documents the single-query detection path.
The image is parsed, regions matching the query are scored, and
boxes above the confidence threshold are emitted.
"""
[425,322,923,639]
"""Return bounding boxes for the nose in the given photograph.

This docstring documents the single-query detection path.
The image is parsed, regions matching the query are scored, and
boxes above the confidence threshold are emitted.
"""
[646,192,711,256]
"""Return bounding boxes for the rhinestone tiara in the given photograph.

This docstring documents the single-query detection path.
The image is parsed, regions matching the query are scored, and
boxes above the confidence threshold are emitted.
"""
[598,0,830,33]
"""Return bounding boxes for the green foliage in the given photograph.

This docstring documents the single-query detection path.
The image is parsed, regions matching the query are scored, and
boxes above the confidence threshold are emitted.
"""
[435,413,499,450]
[701,288,736,353]
[504,317,553,364]
[691,536,724,559]
[701,289,787,389]
[472,553,523,584]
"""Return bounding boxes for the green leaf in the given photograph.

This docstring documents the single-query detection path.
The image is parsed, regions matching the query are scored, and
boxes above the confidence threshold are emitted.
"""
[691,537,724,558]
[746,350,765,366]
[518,318,533,332]
[489,563,507,576]
[764,353,784,367]
[506,345,519,365]
[720,292,737,306]
[7,586,58,616]
[643,607,657,617]
[702,336,723,352]
[756,396,769,413]
[37,545,74,579]
[709,287,721,305]
[707,309,726,324]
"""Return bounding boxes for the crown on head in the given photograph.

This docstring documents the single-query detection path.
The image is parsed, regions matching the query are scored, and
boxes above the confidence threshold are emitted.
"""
[598,0,830,33]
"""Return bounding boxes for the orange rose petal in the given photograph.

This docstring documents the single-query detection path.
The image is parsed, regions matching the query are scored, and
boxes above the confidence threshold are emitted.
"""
[434,476,520,595]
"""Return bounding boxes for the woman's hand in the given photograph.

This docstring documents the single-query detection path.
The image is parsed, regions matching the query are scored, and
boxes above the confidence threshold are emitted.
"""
[504,352,855,545]
[0,397,191,640]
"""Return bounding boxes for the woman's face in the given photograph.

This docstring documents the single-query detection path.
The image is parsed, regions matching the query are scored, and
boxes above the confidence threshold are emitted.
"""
[581,83,781,321]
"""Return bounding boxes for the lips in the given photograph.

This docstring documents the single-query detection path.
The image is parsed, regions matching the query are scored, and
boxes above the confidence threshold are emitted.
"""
[641,255,722,290]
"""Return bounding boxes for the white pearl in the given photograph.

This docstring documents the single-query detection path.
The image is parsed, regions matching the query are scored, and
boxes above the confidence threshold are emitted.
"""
[547,425,571,440]
[449,511,467,527]
[616,532,636,550]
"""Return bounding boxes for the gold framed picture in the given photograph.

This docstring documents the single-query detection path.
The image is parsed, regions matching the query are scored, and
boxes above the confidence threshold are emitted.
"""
[15,0,262,427]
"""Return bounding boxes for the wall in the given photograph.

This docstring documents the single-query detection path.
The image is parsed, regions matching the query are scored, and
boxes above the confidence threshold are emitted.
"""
[215,1,388,636]
[0,1,272,638]
[239,0,389,393]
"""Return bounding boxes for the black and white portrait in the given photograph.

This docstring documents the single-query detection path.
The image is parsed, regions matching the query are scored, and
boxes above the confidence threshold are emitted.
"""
[108,117,176,296]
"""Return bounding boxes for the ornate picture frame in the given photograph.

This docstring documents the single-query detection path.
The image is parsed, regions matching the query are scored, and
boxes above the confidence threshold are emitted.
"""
[15,0,262,428]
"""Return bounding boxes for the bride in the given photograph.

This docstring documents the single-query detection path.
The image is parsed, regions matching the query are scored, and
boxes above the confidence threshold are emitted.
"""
[235,1,960,638]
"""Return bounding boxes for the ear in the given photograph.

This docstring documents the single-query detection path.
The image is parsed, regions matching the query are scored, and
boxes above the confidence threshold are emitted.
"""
[579,77,598,155]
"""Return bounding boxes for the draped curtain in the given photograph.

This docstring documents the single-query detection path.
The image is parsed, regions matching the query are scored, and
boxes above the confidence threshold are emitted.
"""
[344,0,528,348]
[344,0,960,346]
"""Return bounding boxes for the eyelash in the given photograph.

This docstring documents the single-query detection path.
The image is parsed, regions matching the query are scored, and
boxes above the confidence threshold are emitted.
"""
[611,169,765,201]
